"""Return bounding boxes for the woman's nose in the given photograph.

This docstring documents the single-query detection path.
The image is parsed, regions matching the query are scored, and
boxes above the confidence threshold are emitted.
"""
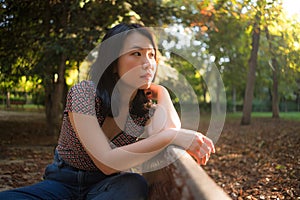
[142,62,151,70]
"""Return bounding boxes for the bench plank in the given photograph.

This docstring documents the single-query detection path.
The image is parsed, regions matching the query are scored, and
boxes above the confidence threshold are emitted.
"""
[143,146,230,200]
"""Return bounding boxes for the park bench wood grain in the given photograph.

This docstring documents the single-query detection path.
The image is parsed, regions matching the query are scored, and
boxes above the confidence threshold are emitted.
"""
[10,100,26,108]
[143,146,231,200]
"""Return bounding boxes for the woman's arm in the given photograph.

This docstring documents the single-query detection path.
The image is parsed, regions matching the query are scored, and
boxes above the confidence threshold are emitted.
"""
[144,84,181,135]
[69,112,175,174]
[145,84,215,165]
[70,111,214,174]
[69,84,214,174]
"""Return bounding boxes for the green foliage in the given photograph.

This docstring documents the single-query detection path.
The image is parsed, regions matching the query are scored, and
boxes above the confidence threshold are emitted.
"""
[167,52,204,103]
[1,0,299,115]
[0,0,180,102]
[180,0,299,114]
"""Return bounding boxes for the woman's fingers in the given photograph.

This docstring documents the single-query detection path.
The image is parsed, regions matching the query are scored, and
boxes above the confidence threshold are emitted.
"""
[186,150,201,164]
[196,134,215,154]
[188,134,215,165]
[200,157,206,165]
[198,140,213,157]
[186,131,216,165]
[200,143,211,154]
[196,155,207,165]
[199,147,208,157]
[187,148,211,165]
[203,137,215,153]
[200,154,210,165]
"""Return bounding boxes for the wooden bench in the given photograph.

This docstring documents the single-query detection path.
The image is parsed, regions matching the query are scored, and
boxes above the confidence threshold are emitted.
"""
[10,100,26,108]
[143,146,230,200]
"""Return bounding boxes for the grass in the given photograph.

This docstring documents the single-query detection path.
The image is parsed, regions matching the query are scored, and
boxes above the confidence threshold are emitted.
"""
[227,111,300,121]
[0,104,45,112]
[1,103,299,121]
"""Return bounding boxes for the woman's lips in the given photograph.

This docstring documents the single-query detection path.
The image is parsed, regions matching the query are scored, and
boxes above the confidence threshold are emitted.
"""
[140,73,153,80]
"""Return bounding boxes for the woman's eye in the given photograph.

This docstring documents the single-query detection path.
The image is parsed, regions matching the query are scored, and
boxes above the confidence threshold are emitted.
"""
[132,52,141,56]
[149,52,155,58]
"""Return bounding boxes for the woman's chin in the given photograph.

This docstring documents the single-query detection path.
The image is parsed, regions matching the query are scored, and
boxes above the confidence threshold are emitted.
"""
[139,83,151,90]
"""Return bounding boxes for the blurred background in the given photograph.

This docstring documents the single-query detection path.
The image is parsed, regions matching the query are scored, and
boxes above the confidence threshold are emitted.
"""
[1,0,300,198]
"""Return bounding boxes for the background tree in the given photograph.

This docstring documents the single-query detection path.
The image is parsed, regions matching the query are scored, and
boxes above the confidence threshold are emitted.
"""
[173,0,299,123]
[1,0,300,135]
[240,1,262,125]
[1,0,188,136]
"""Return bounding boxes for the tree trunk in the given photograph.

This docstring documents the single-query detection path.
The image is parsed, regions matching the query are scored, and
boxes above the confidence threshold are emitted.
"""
[44,1,69,138]
[241,14,261,125]
[265,26,280,118]
[45,54,66,138]
[271,58,280,118]
[232,86,236,113]
[6,91,11,109]
[200,77,207,103]
[216,76,221,114]
[212,56,221,114]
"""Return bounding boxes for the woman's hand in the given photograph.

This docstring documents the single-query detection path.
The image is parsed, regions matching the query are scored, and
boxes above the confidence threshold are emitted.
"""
[144,83,162,100]
[171,128,215,165]
[186,132,215,165]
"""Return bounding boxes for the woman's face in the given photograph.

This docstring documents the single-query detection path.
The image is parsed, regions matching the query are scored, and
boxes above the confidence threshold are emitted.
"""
[117,31,157,90]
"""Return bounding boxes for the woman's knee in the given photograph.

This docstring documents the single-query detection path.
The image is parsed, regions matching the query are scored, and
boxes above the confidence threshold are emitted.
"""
[87,173,148,200]
[123,173,148,193]
[113,173,148,199]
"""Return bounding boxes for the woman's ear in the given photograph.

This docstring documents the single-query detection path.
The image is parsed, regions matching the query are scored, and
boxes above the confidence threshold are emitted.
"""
[113,66,120,81]
[113,65,118,73]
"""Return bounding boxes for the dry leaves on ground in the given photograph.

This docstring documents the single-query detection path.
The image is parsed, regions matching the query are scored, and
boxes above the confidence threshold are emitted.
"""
[0,111,299,199]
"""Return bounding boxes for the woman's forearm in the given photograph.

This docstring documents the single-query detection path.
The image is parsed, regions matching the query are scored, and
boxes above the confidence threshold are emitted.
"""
[171,128,197,149]
[146,85,181,135]
[70,112,176,174]
[155,85,181,129]
[99,128,175,173]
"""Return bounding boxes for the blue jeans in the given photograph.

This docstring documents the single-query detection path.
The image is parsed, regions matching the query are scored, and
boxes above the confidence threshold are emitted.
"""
[0,150,148,200]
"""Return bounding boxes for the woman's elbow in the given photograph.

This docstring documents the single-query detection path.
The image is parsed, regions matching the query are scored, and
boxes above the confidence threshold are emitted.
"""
[90,155,119,175]
[97,164,119,175]
[101,168,117,175]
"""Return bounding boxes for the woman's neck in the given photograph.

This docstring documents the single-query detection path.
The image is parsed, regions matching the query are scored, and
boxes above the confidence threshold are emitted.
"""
[117,82,138,106]
[108,84,137,129]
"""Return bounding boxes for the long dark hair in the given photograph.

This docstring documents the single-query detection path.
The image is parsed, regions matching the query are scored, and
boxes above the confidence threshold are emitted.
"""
[89,23,158,117]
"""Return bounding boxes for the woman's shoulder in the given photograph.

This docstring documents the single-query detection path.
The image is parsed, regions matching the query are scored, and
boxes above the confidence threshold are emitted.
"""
[69,80,96,94]
[73,80,96,89]
[65,80,99,114]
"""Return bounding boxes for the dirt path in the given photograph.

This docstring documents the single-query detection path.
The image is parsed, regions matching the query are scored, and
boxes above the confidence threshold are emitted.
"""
[0,110,299,199]
[0,110,55,191]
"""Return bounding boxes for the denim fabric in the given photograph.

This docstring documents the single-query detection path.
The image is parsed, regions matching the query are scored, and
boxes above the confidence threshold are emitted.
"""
[0,150,148,200]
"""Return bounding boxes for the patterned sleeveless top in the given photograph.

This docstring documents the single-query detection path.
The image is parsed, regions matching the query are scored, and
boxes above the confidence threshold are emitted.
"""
[56,80,153,171]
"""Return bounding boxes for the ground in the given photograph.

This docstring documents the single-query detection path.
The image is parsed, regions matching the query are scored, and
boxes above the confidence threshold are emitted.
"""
[0,110,299,199]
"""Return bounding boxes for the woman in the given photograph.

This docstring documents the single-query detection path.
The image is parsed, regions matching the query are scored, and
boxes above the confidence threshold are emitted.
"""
[0,23,215,200]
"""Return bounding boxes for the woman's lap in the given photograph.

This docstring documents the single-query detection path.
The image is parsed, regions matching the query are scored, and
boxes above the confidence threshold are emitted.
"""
[86,172,148,200]
[0,172,148,200]
[0,149,148,200]
[0,179,74,200]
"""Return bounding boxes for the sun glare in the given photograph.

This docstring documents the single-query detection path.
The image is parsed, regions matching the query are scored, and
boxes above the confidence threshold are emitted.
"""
[282,0,300,19]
